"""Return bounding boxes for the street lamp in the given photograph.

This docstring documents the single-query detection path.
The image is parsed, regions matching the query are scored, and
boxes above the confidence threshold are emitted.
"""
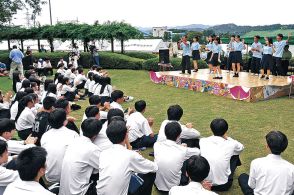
[49,0,52,25]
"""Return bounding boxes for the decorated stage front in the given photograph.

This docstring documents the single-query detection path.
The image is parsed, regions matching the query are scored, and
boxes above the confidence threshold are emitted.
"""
[150,69,293,102]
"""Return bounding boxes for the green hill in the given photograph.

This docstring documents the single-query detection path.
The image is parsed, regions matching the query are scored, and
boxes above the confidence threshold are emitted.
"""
[243,29,294,38]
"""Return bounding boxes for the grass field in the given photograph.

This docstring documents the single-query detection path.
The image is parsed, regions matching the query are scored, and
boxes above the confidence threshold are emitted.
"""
[0,70,293,195]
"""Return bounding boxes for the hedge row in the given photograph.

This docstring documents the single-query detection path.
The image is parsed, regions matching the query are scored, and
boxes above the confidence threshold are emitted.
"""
[123,52,158,60]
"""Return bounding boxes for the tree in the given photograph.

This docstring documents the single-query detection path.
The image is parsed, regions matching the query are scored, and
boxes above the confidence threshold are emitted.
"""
[172,34,182,42]
[187,31,203,42]
[163,31,171,42]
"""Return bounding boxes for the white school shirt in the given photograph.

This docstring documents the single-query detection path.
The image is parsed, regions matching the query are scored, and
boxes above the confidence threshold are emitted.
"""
[74,74,87,86]
[3,180,54,195]
[251,42,263,58]
[273,40,287,58]
[60,84,76,95]
[56,68,65,75]
[169,182,218,195]
[88,80,95,93]
[154,140,200,191]
[40,126,79,183]
[69,73,77,83]
[15,107,35,131]
[126,112,152,143]
[64,69,72,78]
[0,102,9,110]
[262,46,273,55]
[233,41,245,51]
[248,154,294,195]
[84,79,91,89]
[16,82,22,92]
[157,120,201,142]
[58,61,67,68]
[0,166,19,193]
[37,62,44,69]
[96,144,158,195]
[94,84,112,97]
[10,101,18,120]
[59,136,101,195]
[191,42,200,51]
[0,136,35,155]
[110,101,124,112]
[199,136,244,186]
[43,61,52,68]
[93,122,113,151]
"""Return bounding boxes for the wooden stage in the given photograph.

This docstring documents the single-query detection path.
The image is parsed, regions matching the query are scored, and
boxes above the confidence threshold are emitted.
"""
[150,69,293,102]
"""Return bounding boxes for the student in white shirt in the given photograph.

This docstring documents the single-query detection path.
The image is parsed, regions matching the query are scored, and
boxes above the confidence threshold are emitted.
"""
[56,63,66,76]
[59,118,102,195]
[272,33,290,76]
[4,147,54,195]
[43,83,57,101]
[12,71,22,93]
[40,109,79,183]
[43,58,53,76]
[157,105,201,147]
[96,119,158,195]
[64,64,73,79]
[18,79,31,92]
[94,77,113,104]
[74,68,87,90]
[238,131,294,195]
[36,59,45,76]
[84,72,94,97]
[110,90,134,119]
[60,77,80,101]
[199,118,244,192]
[57,58,67,69]
[10,92,27,121]
[154,122,200,192]
[126,100,157,149]
[82,95,109,123]
[0,92,11,119]
[250,35,263,75]
[169,155,218,195]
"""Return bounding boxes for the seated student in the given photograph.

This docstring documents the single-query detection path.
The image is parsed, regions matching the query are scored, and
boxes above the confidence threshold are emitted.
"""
[64,64,72,78]
[74,68,87,90]
[32,96,56,146]
[96,120,158,195]
[200,118,244,192]
[3,147,54,195]
[12,71,23,93]
[10,91,27,121]
[43,58,53,76]
[43,83,58,100]
[110,90,134,117]
[0,62,7,76]
[0,119,36,155]
[0,140,19,194]
[40,109,79,183]
[0,91,11,119]
[59,118,102,195]
[238,131,294,195]
[57,58,67,69]
[126,100,157,149]
[56,63,65,76]
[41,79,54,102]
[154,122,200,192]
[157,105,200,147]
[81,95,108,122]
[169,155,217,195]
[94,77,112,104]
[36,59,45,76]
[18,79,31,92]
[84,72,94,97]
[60,77,80,101]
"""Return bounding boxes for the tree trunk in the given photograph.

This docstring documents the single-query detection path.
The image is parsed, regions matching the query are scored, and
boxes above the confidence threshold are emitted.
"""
[71,39,75,47]
[20,39,24,52]
[120,39,124,54]
[49,38,54,52]
[83,41,88,52]
[111,38,114,53]
[37,39,41,52]
[7,39,11,50]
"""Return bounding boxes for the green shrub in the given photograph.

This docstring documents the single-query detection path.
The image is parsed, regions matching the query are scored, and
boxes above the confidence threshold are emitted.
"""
[123,52,157,60]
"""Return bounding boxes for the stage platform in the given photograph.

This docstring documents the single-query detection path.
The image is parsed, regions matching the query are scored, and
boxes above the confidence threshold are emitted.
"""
[150,69,293,102]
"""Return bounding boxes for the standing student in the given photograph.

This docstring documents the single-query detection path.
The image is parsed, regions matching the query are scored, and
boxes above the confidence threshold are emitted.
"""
[169,155,218,195]
[9,45,24,79]
[226,35,235,72]
[199,118,244,192]
[191,37,201,72]
[154,122,200,192]
[250,35,263,75]
[205,35,215,73]
[179,36,191,74]
[232,35,245,77]
[40,109,79,183]
[209,37,223,79]
[281,44,292,76]
[96,120,158,195]
[59,118,102,195]
[3,147,54,195]
[260,37,274,80]
[273,33,291,76]
[238,131,294,195]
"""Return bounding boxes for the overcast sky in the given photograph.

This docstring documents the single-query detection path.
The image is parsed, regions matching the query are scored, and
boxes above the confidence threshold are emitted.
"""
[13,0,294,27]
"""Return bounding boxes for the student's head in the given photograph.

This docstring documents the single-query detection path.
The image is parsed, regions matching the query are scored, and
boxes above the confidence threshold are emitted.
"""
[93,74,102,84]
[67,64,73,69]
[60,58,64,62]
[13,91,27,103]
[254,35,260,43]
[107,109,124,123]
[62,77,70,85]
[182,35,188,42]
[58,63,64,69]
[0,119,16,140]
[167,105,183,121]
[106,120,127,144]
[21,79,31,89]
[214,37,221,44]
[135,100,146,113]
[235,35,241,42]
[12,71,21,92]
[44,79,54,91]
[266,131,288,155]
[105,77,111,85]
[111,90,124,103]
[47,83,57,95]
[208,35,215,42]
[81,118,102,140]
[78,68,84,74]
[16,147,47,181]
[210,118,228,137]
[89,95,101,106]
[0,140,8,165]
[165,122,182,141]
[31,82,38,91]
[276,33,283,41]
[230,35,235,41]
[42,96,56,111]
[193,37,199,42]
[24,87,34,94]
[48,108,67,129]
[85,106,100,119]
[265,37,273,46]
[88,72,94,81]
[284,45,289,51]
[12,45,17,49]
[187,155,210,182]
[57,75,64,84]
[55,99,70,114]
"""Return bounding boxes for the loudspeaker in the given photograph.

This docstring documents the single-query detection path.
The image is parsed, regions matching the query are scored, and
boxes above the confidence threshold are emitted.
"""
[159,49,170,64]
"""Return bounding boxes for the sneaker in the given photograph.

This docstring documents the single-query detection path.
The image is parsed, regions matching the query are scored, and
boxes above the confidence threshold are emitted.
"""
[125,96,134,102]
[233,73,239,77]
[260,75,265,79]
[213,77,219,79]
[254,73,259,76]
[251,73,255,76]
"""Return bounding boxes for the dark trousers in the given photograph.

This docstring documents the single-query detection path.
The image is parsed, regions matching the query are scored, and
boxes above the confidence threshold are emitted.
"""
[76,80,86,90]
[181,138,200,148]
[273,57,283,76]
[130,134,158,149]
[227,52,234,70]
[181,55,191,74]
[238,173,254,195]
[129,172,156,195]
[44,67,53,76]
[211,155,242,192]
[93,56,100,66]
[17,128,32,140]
[281,60,290,76]
[251,57,261,74]
[85,173,99,195]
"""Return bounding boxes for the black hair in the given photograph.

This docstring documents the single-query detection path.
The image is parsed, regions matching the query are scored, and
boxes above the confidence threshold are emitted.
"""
[44,79,54,91]
[214,37,221,44]
[194,36,199,41]
[46,83,57,96]
[24,87,34,94]
[54,73,61,83]
[11,91,27,107]
[88,72,94,81]
[111,90,124,102]
[135,100,146,112]
[0,140,8,156]
[108,116,125,124]
[43,96,56,110]
[231,35,235,38]
[266,37,273,45]
[93,74,102,84]
[55,99,69,110]
[24,70,32,79]
[81,118,102,139]
[62,77,70,85]
[89,95,101,105]
[57,75,64,84]
[165,122,182,141]
[12,45,17,49]
[67,64,73,69]
[187,155,210,182]
[0,119,16,135]
[277,33,283,39]
[99,77,111,95]
[16,147,47,181]
[284,45,289,49]
[21,79,31,89]
[12,71,21,93]
[31,82,37,89]
[57,63,64,69]
[210,118,228,136]
[236,35,241,39]
[85,106,100,118]
[106,120,127,144]
[107,109,124,123]
[167,105,183,121]
[266,131,288,155]
[15,94,35,122]
[254,35,261,40]
[48,108,67,129]
[78,68,84,74]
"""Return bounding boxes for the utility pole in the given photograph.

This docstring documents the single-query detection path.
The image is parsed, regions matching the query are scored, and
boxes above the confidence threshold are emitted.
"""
[49,0,53,25]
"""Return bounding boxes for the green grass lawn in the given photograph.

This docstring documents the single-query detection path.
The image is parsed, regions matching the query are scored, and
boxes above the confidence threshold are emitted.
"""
[1,70,294,195]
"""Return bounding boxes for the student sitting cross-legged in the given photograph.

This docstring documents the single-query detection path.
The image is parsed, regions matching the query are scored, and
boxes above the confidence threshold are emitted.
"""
[59,118,103,195]
[40,109,79,184]
[199,118,244,192]
[110,90,134,118]
[238,131,294,195]
[3,147,54,195]
[154,122,200,193]
[96,119,158,195]
[169,155,218,195]
[126,100,157,149]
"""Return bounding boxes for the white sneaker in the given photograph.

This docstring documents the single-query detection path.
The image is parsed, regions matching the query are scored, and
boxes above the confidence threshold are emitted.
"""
[125,96,134,102]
